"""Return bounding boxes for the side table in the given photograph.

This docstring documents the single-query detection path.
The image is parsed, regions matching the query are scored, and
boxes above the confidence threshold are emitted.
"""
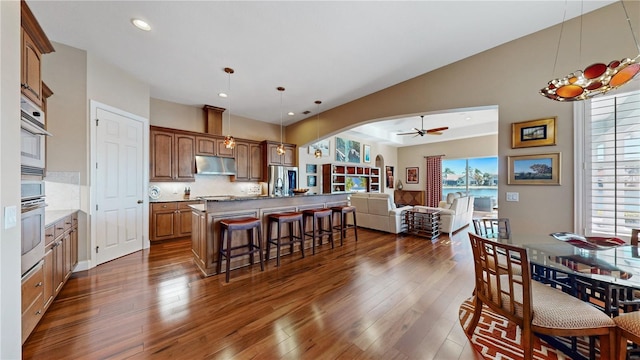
[404,208,440,240]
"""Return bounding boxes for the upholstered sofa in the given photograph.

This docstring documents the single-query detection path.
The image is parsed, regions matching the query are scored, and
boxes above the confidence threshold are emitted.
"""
[350,193,413,234]
[414,192,474,233]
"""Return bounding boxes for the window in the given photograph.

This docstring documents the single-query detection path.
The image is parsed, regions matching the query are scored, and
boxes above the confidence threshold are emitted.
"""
[578,87,640,238]
[442,156,498,212]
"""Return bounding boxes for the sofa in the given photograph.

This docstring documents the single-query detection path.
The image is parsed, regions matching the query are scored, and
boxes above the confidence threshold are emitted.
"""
[350,193,413,234]
[414,192,474,233]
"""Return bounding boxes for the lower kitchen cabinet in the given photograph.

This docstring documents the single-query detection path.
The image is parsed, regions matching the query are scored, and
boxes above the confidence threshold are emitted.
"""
[150,201,199,241]
[21,262,44,344]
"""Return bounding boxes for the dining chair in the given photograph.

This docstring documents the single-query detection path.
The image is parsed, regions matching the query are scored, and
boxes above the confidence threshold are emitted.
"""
[614,311,640,360]
[467,233,615,359]
[472,218,511,239]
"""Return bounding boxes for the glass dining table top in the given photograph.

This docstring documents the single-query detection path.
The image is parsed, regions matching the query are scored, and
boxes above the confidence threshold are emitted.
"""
[500,234,640,290]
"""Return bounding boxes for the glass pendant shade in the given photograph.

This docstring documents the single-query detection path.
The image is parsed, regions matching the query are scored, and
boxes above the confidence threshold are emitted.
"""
[277,86,285,156]
[540,55,640,101]
[276,143,286,155]
[223,135,235,149]
[314,148,322,158]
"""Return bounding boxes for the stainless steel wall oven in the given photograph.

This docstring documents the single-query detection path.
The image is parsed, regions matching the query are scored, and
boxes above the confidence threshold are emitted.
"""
[20,95,51,175]
[21,181,46,276]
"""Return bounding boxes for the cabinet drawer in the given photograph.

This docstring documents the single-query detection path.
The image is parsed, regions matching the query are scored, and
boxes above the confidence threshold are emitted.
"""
[178,201,199,210]
[22,292,44,344]
[71,212,78,228]
[62,215,73,231]
[21,263,44,313]
[53,217,68,238]
[151,202,178,211]
[45,225,55,246]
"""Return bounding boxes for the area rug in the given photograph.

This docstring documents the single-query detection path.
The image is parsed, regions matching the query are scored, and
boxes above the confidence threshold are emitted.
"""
[458,297,596,360]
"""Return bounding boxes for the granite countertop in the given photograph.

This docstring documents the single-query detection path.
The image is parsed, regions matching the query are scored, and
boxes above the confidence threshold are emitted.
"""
[45,209,78,227]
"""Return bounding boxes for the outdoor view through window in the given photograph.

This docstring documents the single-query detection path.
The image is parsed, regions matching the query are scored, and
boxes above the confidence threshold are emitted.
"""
[442,157,498,212]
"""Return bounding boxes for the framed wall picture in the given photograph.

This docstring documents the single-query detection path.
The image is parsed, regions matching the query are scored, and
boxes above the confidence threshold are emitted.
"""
[386,166,394,188]
[306,164,317,174]
[336,137,361,163]
[363,144,371,163]
[307,175,317,187]
[309,139,330,157]
[512,117,557,148]
[507,153,561,185]
[406,167,419,184]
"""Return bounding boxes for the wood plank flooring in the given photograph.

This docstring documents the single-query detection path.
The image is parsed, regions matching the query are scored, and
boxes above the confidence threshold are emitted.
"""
[22,227,479,360]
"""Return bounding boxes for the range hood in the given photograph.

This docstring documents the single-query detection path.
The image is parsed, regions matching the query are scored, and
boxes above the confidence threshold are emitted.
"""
[195,155,237,175]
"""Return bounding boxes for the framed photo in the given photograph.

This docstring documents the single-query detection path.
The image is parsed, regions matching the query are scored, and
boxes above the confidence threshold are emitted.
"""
[363,144,371,163]
[508,153,561,185]
[385,166,394,188]
[406,167,419,184]
[512,117,557,148]
[309,139,330,157]
[306,164,317,174]
[336,137,361,163]
[307,175,317,187]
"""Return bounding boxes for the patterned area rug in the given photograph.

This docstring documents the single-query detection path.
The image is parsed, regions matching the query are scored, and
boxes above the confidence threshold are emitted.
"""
[458,297,595,360]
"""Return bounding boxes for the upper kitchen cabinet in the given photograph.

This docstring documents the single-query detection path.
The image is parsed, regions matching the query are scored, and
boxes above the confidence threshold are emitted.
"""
[262,141,296,167]
[21,0,55,107]
[150,126,196,182]
[195,136,235,158]
[232,140,262,182]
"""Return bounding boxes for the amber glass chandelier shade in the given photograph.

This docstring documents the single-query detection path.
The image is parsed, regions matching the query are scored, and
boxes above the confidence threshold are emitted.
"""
[540,55,640,101]
[314,148,322,158]
[223,135,236,149]
[276,143,286,155]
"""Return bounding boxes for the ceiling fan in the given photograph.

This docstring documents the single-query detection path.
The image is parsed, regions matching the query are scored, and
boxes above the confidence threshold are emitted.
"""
[397,115,449,136]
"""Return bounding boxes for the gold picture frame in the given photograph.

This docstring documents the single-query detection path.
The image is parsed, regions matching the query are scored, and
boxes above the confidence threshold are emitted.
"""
[507,153,561,185]
[511,117,557,148]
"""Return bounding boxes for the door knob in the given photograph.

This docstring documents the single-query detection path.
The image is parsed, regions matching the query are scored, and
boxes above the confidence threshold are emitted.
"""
[137,200,143,204]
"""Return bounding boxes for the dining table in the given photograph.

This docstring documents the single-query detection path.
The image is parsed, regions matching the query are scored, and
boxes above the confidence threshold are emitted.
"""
[501,233,640,316]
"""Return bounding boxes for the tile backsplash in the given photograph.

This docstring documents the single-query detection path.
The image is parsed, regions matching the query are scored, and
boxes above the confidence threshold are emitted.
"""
[149,175,266,201]
[45,171,81,210]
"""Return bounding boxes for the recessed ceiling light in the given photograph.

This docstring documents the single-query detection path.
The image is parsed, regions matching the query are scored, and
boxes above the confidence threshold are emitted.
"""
[132,18,151,31]
[288,112,295,116]
[218,92,228,98]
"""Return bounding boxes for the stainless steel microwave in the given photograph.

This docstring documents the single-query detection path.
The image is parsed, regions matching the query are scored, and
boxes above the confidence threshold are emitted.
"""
[20,95,51,175]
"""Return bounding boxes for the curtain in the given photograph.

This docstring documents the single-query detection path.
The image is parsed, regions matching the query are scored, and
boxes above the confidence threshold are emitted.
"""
[425,156,443,207]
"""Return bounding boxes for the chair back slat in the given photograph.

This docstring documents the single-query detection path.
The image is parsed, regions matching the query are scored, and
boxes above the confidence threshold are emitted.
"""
[472,218,511,239]
[468,233,532,328]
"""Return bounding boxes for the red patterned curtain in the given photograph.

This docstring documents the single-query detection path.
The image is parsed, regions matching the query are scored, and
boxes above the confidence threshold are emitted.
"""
[425,156,443,207]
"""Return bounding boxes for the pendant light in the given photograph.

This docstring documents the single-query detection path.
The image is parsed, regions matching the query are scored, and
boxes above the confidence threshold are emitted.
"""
[314,100,323,158]
[540,0,640,101]
[222,67,236,149]
[276,87,286,156]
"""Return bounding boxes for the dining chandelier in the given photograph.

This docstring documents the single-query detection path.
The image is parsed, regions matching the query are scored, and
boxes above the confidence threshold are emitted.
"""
[222,67,235,149]
[539,1,640,101]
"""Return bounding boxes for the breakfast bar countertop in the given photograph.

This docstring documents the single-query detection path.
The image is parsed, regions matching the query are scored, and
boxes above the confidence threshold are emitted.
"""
[149,193,328,203]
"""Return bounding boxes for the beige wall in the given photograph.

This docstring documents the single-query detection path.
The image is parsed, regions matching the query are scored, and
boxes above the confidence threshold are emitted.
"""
[43,42,87,183]
[0,1,23,357]
[287,2,640,235]
[150,97,281,142]
[397,135,498,192]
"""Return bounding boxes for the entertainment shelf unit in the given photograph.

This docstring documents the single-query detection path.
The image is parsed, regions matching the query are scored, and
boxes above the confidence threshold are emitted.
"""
[321,164,380,194]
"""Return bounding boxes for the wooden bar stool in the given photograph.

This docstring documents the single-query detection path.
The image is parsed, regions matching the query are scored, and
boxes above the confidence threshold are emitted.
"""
[216,217,264,283]
[614,311,640,359]
[302,208,334,255]
[265,212,304,267]
[331,205,358,245]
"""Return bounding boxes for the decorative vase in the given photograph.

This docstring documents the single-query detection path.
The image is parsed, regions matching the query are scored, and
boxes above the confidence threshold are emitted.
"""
[397,180,403,190]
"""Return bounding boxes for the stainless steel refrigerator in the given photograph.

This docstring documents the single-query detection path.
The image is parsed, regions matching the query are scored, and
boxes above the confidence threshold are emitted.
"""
[267,165,298,197]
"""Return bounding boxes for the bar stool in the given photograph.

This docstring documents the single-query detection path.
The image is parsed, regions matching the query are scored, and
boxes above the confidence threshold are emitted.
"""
[265,212,304,267]
[302,208,334,255]
[331,205,358,245]
[216,217,264,283]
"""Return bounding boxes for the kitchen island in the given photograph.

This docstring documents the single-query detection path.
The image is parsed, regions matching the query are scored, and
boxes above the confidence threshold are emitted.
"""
[191,193,349,277]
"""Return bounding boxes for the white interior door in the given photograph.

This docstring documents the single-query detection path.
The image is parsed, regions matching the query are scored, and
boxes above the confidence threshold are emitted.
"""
[95,107,144,264]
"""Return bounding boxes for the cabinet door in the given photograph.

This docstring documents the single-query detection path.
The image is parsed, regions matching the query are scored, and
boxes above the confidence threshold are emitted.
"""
[234,142,250,181]
[267,143,283,165]
[21,29,42,107]
[249,143,263,181]
[177,209,193,237]
[282,145,296,166]
[215,138,235,158]
[195,136,216,156]
[150,203,178,241]
[62,232,72,282]
[174,134,195,181]
[42,245,54,310]
[70,228,78,270]
[150,129,175,181]
[53,239,64,294]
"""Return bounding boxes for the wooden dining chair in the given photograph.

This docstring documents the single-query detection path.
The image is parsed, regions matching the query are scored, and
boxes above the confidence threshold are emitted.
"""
[614,311,640,360]
[472,218,511,239]
[467,233,616,359]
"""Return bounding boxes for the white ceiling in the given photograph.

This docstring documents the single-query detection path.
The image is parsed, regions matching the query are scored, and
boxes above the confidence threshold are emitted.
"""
[27,0,615,145]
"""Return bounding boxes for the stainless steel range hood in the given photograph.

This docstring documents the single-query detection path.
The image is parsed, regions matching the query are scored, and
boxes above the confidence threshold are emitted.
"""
[195,155,236,175]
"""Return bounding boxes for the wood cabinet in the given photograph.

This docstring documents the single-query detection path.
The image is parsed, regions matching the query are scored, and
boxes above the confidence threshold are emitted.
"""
[195,136,235,158]
[21,262,44,344]
[232,140,263,182]
[191,208,207,271]
[150,201,199,241]
[262,141,296,167]
[321,164,381,194]
[20,0,54,107]
[150,126,196,182]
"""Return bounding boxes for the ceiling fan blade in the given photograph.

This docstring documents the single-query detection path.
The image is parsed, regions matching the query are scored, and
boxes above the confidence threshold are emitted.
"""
[427,131,444,135]
[397,131,417,135]
[426,127,449,133]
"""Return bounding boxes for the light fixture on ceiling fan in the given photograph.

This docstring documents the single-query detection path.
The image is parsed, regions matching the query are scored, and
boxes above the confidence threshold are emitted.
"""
[397,115,449,137]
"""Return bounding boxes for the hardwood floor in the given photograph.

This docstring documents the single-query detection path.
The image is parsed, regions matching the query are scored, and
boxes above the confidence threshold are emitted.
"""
[22,228,479,360]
